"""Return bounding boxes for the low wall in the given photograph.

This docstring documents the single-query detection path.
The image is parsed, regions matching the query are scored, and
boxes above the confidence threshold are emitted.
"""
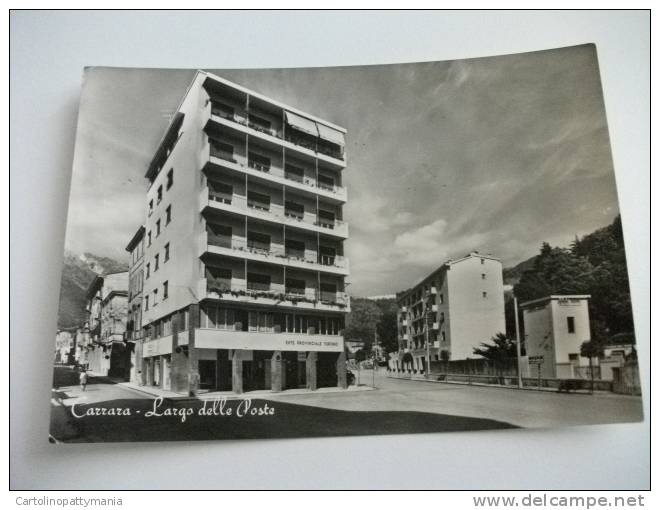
[387,369,613,392]
[612,363,642,396]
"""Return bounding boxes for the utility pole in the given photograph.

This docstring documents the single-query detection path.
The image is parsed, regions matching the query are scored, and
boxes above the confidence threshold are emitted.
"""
[425,308,431,379]
[514,296,523,389]
[373,330,378,388]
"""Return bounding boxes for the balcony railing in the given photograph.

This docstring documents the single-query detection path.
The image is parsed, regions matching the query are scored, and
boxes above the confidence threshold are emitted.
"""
[207,142,346,200]
[203,190,348,237]
[248,160,271,173]
[204,233,348,272]
[205,279,349,307]
[208,104,344,163]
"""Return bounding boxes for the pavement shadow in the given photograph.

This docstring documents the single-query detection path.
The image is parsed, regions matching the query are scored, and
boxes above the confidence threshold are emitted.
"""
[50,396,517,443]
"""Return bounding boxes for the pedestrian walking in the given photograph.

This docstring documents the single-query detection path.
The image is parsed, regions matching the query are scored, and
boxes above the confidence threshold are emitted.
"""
[79,368,88,392]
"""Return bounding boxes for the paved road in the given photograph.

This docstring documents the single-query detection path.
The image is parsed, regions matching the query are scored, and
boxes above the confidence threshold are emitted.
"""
[49,367,515,442]
[50,366,643,442]
[267,369,644,429]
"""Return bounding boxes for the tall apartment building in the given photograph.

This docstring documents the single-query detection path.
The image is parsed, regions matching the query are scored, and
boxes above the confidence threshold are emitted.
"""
[393,252,505,373]
[125,226,146,383]
[85,271,129,377]
[133,71,350,395]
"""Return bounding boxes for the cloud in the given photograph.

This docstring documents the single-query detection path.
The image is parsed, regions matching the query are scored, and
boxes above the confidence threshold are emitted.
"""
[64,47,621,298]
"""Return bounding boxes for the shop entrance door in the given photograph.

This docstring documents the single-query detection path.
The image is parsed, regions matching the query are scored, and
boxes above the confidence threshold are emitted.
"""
[199,360,216,390]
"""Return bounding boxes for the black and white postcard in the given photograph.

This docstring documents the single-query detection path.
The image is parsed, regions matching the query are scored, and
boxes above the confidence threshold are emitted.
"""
[50,44,643,443]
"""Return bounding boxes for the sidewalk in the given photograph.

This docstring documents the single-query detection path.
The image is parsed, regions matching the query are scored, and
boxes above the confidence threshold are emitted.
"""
[117,381,376,402]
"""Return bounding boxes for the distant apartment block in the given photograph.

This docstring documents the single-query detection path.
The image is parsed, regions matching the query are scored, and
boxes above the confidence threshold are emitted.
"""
[130,71,350,395]
[393,252,506,374]
[520,295,592,379]
[84,271,129,377]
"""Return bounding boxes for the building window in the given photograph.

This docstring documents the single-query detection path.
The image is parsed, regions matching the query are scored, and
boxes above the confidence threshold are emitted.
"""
[145,296,149,311]
[166,168,173,190]
[248,113,272,133]
[164,242,170,262]
[481,258,485,264]
[285,239,305,259]
[247,190,270,211]
[156,219,161,236]
[166,205,172,225]
[441,331,446,342]
[157,185,163,204]
[148,200,153,216]
[154,254,159,271]
[208,180,233,204]
[247,231,270,253]
[482,291,488,298]
[481,273,486,280]
[153,289,158,306]
[318,174,335,191]
[146,263,150,279]
[568,353,579,362]
[247,151,271,172]
[439,293,444,304]
[210,139,236,162]
[285,278,306,296]
[163,281,169,300]
[567,316,575,333]
[247,272,271,291]
[284,200,304,220]
[147,231,152,246]
[285,163,304,183]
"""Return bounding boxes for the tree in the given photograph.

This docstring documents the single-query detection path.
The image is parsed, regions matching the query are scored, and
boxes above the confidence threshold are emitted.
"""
[512,216,636,346]
[580,338,605,394]
[373,299,399,355]
[473,332,517,362]
[344,298,383,352]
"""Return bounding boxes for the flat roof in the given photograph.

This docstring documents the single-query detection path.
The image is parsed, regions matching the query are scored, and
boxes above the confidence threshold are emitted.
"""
[201,70,347,133]
[125,225,146,252]
[396,252,501,302]
[519,295,591,308]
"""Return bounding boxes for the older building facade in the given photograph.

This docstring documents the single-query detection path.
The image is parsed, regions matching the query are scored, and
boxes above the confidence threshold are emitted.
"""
[126,226,146,383]
[520,295,592,379]
[393,252,505,373]
[134,71,350,395]
[85,271,129,376]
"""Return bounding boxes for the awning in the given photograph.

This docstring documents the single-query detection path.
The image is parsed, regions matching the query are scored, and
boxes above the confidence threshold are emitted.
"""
[285,111,318,137]
[317,123,345,146]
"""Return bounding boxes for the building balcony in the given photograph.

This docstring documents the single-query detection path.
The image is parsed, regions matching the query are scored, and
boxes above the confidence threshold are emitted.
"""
[401,319,408,326]
[200,187,349,239]
[432,322,439,330]
[198,278,350,312]
[198,232,349,276]
[204,142,347,204]
[205,107,346,170]
[431,304,438,312]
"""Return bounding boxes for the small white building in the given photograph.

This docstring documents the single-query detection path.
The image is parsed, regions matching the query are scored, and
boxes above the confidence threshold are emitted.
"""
[520,295,592,379]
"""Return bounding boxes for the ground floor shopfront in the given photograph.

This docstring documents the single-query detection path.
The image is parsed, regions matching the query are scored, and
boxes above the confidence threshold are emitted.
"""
[139,347,347,394]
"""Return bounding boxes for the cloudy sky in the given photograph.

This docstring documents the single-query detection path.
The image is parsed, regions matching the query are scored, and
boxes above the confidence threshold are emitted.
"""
[65,44,620,296]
